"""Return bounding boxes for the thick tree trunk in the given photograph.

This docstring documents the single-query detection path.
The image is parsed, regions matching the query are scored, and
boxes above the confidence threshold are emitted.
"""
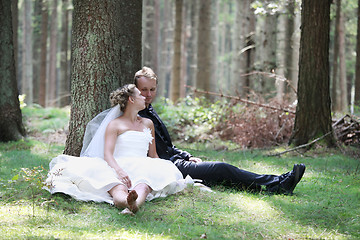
[64,0,142,156]
[355,0,360,106]
[0,0,26,141]
[289,0,335,147]
[170,0,183,102]
[39,0,48,107]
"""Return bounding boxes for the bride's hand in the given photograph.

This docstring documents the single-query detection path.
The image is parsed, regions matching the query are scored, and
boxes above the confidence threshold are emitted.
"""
[116,169,132,188]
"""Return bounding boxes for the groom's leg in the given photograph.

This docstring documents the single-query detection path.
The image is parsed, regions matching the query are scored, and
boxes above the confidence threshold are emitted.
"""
[174,160,280,190]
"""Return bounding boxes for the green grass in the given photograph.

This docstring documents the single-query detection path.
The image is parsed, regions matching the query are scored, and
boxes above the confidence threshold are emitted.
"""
[0,107,359,239]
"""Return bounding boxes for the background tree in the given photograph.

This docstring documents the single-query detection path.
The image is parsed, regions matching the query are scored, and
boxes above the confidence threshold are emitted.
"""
[355,0,360,106]
[170,0,183,102]
[64,0,142,156]
[39,0,48,107]
[289,0,335,147]
[0,0,26,142]
[196,0,215,97]
[22,0,33,104]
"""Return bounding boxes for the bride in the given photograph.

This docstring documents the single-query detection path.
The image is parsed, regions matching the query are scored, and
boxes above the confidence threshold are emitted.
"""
[44,84,191,215]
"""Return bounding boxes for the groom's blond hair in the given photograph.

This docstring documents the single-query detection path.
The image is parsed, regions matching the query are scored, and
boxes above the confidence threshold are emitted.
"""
[134,66,158,85]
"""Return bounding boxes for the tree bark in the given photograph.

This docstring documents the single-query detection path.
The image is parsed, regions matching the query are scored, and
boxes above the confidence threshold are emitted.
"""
[289,0,335,147]
[0,0,26,141]
[64,0,142,156]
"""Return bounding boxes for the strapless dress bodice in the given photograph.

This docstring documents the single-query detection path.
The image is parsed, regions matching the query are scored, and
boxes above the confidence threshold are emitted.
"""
[113,128,153,158]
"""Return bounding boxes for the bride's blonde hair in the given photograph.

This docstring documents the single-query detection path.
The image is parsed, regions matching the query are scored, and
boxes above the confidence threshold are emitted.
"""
[109,84,136,111]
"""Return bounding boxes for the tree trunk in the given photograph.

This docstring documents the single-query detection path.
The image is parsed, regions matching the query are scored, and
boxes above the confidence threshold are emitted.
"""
[196,0,215,96]
[142,0,159,74]
[284,0,296,100]
[11,0,19,95]
[185,0,198,93]
[158,0,172,98]
[338,9,348,112]
[48,0,58,107]
[289,0,335,147]
[39,0,48,107]
[32,0,42,104]
[0,0,26,141]
[59,0,70,107]
[355,0,360,106]
[170,0,183,102]
[276,12,286,104]
[22,0,33,104]
[331,0,341,112]
[233,0,244,96]
[64,0,142,156]
[262,13,277,96]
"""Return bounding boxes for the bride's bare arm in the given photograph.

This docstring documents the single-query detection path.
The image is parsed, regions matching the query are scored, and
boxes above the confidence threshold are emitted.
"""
[104,120,132,188]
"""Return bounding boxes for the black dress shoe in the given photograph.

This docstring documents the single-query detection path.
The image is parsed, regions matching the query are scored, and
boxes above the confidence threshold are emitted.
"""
[279,163,306,194]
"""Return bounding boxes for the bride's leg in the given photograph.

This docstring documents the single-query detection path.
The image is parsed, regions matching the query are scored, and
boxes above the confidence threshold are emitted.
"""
[129,183,152,213]
[109,184,129,209]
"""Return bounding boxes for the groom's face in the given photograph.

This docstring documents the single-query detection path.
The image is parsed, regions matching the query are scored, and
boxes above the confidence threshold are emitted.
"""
[136,76,157,107]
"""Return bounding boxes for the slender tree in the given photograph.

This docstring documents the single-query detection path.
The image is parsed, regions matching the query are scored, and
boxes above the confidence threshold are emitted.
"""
[289,0,335,147]
[22,0,33,104]
[170,0,183,102]
[48,0,58,106]
[142,0,159,74]
[64,0,142,156]
[0,0,26,141]
[33,0,42,104]
[356,0,360,106]
[39,0,48,107]
[196,0,215,97]
[331,0,341,112]
[59,0,71,107]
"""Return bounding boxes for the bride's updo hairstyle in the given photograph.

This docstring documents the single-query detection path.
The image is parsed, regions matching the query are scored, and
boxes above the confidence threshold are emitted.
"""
[110,84,136,111]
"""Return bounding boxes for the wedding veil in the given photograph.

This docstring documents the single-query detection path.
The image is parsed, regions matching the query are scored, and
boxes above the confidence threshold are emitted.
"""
[80,105,123,158]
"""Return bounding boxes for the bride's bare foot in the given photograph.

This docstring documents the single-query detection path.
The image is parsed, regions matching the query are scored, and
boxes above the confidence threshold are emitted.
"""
[127,190,139,213]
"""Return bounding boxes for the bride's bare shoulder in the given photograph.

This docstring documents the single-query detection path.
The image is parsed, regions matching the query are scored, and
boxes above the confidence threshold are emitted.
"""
[140,117,154,128]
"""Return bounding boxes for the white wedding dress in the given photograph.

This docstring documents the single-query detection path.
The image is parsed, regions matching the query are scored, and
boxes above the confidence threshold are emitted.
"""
[44,127,192,204]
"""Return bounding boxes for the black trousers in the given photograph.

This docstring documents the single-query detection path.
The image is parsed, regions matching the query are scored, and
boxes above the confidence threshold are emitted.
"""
[174,160,281,191]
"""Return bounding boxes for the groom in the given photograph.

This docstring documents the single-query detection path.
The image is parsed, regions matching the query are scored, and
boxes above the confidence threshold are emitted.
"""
[135,66,305,194]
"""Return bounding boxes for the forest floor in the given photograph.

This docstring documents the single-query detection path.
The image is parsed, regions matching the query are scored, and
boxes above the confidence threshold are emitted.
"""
[0,106,359,239]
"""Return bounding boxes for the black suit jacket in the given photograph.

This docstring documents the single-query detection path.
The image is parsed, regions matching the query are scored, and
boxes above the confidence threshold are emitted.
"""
[138,104,192,162]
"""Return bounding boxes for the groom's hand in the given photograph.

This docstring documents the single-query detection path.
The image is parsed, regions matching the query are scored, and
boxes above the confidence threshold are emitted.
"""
[189,157,202,163]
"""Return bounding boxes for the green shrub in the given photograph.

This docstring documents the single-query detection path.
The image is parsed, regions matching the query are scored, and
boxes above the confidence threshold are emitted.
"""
[153,96,229,142]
